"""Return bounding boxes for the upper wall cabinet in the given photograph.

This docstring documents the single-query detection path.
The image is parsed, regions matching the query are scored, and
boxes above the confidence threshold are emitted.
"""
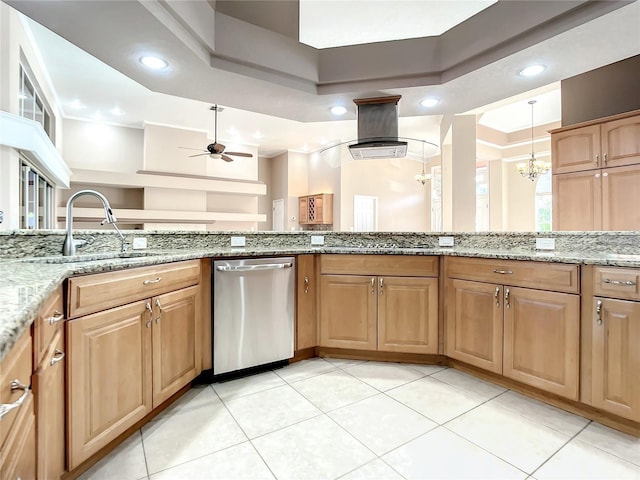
[551,111,640,174]
[299,194,334,225]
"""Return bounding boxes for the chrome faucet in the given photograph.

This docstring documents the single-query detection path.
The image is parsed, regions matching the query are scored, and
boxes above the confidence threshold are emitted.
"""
[63,189,127,256]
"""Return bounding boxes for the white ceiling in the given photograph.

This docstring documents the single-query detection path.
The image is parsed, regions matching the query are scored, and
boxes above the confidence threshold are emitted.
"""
[12,0,640,157]
[298,0,497,48]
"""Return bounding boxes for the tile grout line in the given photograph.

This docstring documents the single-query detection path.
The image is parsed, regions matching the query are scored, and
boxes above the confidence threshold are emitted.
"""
[138,428,152,480]
[528,420,594,478]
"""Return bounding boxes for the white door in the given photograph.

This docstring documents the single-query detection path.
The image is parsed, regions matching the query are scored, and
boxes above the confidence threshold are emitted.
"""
[353,195,378,231]
[272,199,284,231]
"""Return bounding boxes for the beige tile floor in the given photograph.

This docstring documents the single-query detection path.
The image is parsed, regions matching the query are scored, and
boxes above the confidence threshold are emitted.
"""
[79,358,640,480]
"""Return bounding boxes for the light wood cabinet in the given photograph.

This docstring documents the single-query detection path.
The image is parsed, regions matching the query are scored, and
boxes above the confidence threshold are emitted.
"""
[320,275,377,350]
[553,164,640,231]
[583,265,640,422]
[152,286,201,408]
[591,298,640,421]
[503,287,579,399]
[446,279,503,373]
[66,261,202,468]
[296,255,318,350]
[319,255,439,354]
[67,300,153,469]
[445,258,580,399]
[34,330,66,480]
[0,331,36,480]
[299,193,333,225]
[378,276,438,354]
[551,111,640,231]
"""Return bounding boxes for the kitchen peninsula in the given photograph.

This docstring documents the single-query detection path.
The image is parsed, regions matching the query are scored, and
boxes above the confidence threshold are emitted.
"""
[1,230,638,479]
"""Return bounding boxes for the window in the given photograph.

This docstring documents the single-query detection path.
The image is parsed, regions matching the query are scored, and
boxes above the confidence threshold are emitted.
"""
[535,170,552,231]
[19,158,55,229]
[19,64,54,142]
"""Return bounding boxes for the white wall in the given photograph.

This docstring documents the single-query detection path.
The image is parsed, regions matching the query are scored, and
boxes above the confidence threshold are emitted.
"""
[64,119,143,173]
[308,148,341,231]
[257,155,272,230]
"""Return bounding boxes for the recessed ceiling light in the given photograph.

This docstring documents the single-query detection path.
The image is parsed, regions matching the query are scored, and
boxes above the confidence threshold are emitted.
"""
[519,65,546,77]
[330,105,347,116]
[140,56,168,70]
[420,98,440,108]
[110,107,124,116]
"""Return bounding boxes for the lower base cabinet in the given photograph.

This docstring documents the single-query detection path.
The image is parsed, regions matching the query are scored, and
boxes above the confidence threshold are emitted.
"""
[67,284,201,469]
[591,298,640,421]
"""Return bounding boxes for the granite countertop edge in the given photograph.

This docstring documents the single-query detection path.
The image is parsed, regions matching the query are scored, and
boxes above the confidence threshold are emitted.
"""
[2,246,639,362]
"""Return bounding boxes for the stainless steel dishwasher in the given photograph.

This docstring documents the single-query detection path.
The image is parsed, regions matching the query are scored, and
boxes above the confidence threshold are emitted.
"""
[213,257,295,375]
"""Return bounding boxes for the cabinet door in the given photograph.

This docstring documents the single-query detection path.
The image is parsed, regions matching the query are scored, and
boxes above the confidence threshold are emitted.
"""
[552,124,601,173]
[320,275,377,350]
[552,171,602,231]
[152,285,201,408]
[446,280,503,374]
[34,330,66,479]
[299,197,309,224]
[601,114,640,168]
[378,276,438,354]
[503,287,580,399]
[67,300,152,469]
[601,164,640,231]
[592,298,640,421]
[297,255,317,350]
[0,393,36,480]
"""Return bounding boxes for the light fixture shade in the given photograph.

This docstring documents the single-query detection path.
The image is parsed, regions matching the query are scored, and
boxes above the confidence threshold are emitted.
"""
[415,171,432,184]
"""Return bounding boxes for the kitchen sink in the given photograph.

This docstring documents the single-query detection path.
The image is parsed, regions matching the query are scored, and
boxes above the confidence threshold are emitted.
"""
[17,251,164,264]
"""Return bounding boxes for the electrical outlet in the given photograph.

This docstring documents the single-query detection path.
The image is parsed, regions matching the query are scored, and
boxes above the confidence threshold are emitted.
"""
[230,236,246,247]
[132,237,147,249]
[536,238,556,250]
[311,235,325,246]
[438,236,455,247]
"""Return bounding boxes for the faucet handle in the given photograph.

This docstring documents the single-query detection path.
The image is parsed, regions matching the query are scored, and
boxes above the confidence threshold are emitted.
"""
[73,239,87,248]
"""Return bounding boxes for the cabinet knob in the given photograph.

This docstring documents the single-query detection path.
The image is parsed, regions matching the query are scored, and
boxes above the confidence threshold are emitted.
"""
[48,310,64,325]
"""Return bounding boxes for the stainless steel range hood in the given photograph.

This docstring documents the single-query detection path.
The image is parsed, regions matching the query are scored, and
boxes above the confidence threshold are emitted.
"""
[348,96,407,159]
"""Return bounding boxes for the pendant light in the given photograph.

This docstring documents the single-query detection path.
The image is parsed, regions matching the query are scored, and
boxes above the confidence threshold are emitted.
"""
[415,141,432,185]
[517,100,551,181]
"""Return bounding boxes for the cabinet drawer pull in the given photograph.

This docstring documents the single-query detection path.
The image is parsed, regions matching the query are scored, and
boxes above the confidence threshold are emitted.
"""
[603,153,608,164]
[50,349,65,366]
[379,277,384,295]
[493,269,513,275]
[603,278,636,286]
[371,277,375,295]
[143,277,162,285]
[505,288,511,309]
[595,154,599,164]
[48,310,64,325]
[494,287,500,307]
[596,300,603,325]
[0,380,30,420]
[304,276,309,294]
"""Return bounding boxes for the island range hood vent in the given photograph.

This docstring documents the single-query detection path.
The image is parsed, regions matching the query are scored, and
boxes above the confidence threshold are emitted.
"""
[348,96,407,160]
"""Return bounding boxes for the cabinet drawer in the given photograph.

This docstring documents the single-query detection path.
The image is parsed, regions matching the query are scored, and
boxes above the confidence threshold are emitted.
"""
[33,287,64,367]
[0,392,35,480]
[0,332,32,450]
[67,260,201,318]
[321,254,439,277]
[594,266,640,301]
[446,257,579,293]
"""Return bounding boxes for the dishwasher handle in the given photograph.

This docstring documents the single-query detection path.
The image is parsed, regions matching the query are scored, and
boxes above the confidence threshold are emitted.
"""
[216,262,293,272]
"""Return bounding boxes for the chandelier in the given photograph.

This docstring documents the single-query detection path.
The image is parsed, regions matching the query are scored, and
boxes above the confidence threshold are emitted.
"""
[517,100,551,181]
[415,142,432,185]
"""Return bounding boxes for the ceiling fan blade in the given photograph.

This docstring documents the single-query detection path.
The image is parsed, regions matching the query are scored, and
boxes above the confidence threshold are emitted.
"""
[225,151,253,158]
[221,154,234,162]
[189,153,211,157]
[179,146,207,152]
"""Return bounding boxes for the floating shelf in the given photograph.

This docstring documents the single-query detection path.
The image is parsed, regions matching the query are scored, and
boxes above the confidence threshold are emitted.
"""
[57,207,266,224]
[69,169,266,196]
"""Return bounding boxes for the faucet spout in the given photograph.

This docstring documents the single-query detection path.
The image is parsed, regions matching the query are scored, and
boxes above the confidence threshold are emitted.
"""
[63,189,123,256]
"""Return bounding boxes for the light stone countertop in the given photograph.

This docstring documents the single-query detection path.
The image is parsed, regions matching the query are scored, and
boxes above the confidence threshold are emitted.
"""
[2,246,639,362]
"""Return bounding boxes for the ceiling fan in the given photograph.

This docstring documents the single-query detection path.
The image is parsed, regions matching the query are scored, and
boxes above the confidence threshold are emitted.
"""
[180,105,253,162]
